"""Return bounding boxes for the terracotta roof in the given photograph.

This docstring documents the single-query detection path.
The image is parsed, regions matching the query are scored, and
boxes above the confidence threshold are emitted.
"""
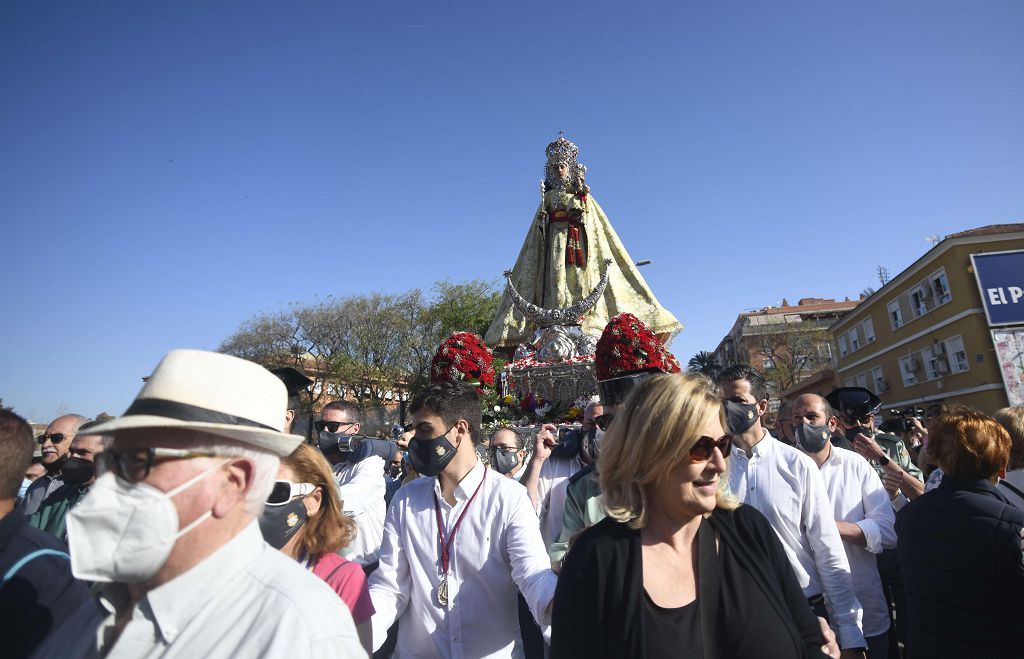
[741,299,859,317]
[944,223,1024,240]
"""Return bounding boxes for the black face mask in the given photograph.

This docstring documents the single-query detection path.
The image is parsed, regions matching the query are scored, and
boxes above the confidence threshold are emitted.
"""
[317,431,358,459]
[385,465,402,479]
[794,422,832,453]
[408,426,458,477]
[259,498,308,550]
[844,425,873,442]
[725,400,760,434]
[61,457,95,485]
[46,452,69,475]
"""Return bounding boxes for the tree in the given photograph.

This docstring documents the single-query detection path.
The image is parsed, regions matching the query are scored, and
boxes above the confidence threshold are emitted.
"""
[687,351,721,379]
[755,323,832,397]
[0,399,12,413]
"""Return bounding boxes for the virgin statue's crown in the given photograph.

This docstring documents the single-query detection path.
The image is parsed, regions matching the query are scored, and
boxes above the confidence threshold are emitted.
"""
[545,132,579,165]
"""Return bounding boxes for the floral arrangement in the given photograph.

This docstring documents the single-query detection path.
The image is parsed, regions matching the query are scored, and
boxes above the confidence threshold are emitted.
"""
[481,391,589,434]
[594,313,681,380]
[430,332,495,388]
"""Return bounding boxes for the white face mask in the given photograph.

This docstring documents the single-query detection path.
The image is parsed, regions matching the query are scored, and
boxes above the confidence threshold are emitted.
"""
[67,460,224,583]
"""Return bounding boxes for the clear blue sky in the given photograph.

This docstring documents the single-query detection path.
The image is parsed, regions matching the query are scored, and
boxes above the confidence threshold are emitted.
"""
[2,1,1023,422]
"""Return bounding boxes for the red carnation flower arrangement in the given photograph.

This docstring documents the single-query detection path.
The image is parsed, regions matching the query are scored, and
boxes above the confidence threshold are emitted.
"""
[594,313,680,380]
[430,332,495,388]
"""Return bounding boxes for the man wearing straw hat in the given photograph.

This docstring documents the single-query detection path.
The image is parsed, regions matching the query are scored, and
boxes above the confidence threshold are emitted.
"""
[37,349,364,657]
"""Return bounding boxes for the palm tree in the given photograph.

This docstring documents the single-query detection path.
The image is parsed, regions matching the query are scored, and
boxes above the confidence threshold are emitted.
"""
[687,351,721,379]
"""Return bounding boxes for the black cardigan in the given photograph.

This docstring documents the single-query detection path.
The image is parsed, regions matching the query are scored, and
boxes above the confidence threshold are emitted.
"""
[550,504,828,659]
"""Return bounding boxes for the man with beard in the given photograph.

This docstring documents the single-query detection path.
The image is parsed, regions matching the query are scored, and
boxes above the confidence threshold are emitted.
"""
[20,414,90,516]
[29,421,109,541]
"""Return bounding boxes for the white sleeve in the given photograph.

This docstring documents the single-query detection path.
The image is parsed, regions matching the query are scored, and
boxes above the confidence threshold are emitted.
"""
[856,462,897,554]
[802,465,866,649]
[368,496,410,652]
[506,485,559,628]
[338,456,386,504]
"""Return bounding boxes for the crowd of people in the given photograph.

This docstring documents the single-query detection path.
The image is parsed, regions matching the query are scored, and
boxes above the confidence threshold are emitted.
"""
[1,313,1022,658]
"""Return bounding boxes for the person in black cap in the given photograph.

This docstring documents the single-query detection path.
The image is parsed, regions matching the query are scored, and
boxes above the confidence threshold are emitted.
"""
[826,387,924,504]
[270,367,314,435]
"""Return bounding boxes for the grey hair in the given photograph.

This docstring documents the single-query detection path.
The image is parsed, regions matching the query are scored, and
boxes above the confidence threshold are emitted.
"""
[178,435,280,516]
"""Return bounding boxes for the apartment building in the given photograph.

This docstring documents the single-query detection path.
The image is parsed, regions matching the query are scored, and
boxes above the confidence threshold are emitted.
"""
[830,224,1024,413]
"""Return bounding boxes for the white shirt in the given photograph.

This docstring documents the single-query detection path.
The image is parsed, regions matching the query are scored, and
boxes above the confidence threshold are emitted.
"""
[536,455,585,546]
[728,431,866,649]
[819,446,897,638]
[45,521,363,657]
[336,455,387,565]
[369,458,558,658]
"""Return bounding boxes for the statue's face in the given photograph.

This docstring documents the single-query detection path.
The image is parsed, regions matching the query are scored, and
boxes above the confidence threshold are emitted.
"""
[555,162,569,180]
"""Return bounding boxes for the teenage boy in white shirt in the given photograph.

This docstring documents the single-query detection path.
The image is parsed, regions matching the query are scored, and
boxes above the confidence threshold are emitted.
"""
[793,394,897,659]
[369,381,557,658]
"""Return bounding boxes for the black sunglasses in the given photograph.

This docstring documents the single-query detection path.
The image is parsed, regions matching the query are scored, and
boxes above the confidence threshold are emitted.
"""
[689,434,733,463]
[37,433,69,445]
[594,414,616,431]
[95,447,224,484]
[315,420,357,433]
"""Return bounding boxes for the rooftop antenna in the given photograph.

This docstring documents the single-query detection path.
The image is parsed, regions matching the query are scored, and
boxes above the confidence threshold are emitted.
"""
[877,266,890,286]
[925,234,941,247]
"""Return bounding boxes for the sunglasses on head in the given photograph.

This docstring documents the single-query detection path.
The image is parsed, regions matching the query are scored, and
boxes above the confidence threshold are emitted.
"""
[265,480,316,506]
[594,414,616,431]
[37,433,69,445]
[315,420,357,433]
[689,434,733,463]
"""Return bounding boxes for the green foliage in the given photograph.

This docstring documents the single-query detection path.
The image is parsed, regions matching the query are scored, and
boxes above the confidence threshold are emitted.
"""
[686,351,721,379]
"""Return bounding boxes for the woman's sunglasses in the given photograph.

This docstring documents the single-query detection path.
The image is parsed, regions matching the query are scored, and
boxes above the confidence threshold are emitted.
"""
[689,434,733,463]
[594,414,616,431]
[265,480,315,506]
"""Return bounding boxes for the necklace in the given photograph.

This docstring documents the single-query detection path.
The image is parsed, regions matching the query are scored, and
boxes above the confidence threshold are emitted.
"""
[432,466,488,608]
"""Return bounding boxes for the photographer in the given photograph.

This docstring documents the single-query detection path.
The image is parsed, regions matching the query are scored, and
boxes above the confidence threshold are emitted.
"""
[521,400,603,546]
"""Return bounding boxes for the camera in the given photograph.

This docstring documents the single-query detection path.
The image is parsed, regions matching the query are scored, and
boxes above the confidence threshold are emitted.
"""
[879,407,925,434]
[557,424,582,443]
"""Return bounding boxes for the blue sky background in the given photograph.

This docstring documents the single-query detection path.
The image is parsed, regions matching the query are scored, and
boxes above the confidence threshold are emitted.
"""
[2,1,1023,421]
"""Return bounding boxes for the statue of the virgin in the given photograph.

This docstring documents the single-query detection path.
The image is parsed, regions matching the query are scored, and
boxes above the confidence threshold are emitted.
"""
[485,134,683,349]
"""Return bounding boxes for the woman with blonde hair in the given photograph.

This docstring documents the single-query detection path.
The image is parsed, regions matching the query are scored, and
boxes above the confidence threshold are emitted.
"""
[259,443,374,653]
[550,373,838,659]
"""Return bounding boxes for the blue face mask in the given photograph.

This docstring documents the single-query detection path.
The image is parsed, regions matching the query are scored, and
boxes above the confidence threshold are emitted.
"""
[17,478,32,501]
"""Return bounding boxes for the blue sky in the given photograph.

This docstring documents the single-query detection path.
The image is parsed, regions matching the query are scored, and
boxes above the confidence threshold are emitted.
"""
[2,1,1023,422]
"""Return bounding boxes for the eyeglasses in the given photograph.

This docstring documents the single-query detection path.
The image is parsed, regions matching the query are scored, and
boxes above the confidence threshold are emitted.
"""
[96,447,226,484]
[315,420,357,433]
[37,433,70,445]
[594,414,616,431]
[266,480,316,506]
[689,434,733,463]
[840,414,871,425]
[492,446,519,456]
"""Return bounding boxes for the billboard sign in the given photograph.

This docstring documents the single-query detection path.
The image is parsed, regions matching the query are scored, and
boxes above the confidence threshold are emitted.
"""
[992,328,1024,407]
[971,250,1024,326]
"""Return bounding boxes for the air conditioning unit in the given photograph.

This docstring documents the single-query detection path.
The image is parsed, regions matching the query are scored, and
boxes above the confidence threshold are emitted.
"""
[933,342,947,356]
[919,287,934,300]
[876,378,891,392]
[931,358,950,375]
[904,358,921,373]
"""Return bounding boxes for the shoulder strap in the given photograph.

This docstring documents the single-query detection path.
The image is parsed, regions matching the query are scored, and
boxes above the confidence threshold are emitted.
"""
[3,548,69,584]
[323,559,347,583]
[698,518,720,659]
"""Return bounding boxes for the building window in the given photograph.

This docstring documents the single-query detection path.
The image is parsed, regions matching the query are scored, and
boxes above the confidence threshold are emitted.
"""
[845,377,857,387]
[931,270,952,305]
[838,334,848,357]
[945,335,969,373]
[847,328,860,352]
[862,317,875,343]
[899,355,918,386]
[871,366,885,394]
[888,300,904,329]
[910,286,932,318]
[856,372,868,389]
[922,346,939,380]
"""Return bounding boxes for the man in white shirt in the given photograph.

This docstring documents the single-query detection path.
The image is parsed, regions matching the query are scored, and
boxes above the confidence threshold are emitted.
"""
[36,350,363,657]
[719,364,867,658]
[369,380,558,658]
[521,400,602,546]
[793,394,897,659]
[317,400,389,566]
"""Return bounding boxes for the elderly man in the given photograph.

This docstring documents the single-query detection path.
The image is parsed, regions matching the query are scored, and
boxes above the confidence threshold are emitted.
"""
[36,350,363,657]
[29,420,110,541]
[0,409,90,657]
[720,365,867,657]
[20,413,90,516]
[793,394,897,659]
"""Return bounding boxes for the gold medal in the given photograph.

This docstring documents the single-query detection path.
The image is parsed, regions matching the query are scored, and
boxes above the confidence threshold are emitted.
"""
[438,575,449,608]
